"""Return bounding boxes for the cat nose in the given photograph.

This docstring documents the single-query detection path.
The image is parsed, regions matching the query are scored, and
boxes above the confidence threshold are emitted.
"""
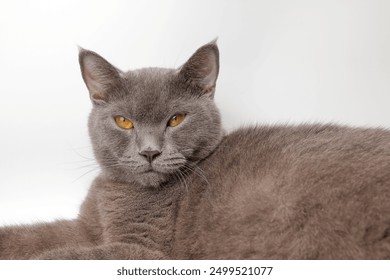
[139,150,161,163]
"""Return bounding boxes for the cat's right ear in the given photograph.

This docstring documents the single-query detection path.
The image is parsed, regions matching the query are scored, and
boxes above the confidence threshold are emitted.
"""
[78,48,123,105]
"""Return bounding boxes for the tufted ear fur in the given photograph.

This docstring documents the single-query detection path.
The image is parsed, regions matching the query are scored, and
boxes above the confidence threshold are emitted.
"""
[178,40,219,98]
[79,48,123,105]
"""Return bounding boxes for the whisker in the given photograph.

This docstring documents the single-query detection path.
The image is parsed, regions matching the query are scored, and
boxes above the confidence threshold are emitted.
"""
[183,163,209,185]
[175,169,188,192]
[119,160,139,164]
[71,148,95,161]
[161,162,186,167]
[61,158,97,165]
[67,163,100,170]
[172,171,184,190]
[71,167,100,183]
[166,156,186,161]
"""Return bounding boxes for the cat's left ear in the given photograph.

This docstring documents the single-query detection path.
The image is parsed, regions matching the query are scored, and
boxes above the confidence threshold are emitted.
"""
[178,40,219,98]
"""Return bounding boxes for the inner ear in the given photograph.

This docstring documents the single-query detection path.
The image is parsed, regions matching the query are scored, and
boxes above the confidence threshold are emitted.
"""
[79,48,123,105]
[179,41,219,95]
[82,64,108,102]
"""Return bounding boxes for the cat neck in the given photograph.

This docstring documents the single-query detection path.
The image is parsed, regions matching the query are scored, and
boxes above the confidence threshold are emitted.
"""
[91,174,183,255]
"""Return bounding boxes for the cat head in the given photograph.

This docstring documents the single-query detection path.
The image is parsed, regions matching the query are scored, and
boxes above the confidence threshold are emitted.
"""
[79,41,223,188]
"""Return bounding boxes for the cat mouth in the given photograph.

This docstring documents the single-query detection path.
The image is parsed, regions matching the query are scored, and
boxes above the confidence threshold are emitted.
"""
[142,167,162,174]
[138,161,185,175]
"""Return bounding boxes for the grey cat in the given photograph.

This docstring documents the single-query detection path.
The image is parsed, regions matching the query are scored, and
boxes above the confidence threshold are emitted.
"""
[1,41,390,259]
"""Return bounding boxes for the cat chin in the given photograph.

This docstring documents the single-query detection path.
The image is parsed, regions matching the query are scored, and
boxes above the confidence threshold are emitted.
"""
[133,171,169,188]
[104,167,173,188]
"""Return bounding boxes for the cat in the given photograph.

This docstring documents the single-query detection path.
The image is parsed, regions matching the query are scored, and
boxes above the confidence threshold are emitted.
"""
[1,41,390,260]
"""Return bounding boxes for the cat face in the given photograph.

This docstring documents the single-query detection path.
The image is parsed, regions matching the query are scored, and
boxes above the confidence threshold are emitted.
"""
[79,42,223,187]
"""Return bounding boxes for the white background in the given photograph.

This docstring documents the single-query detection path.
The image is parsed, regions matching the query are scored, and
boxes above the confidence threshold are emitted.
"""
[0,0,390,225]
[0,260,390,280]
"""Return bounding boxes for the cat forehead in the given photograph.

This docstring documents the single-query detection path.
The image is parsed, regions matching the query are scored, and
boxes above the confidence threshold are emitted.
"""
[123,67,177,89]
[126,68,179,100]
[116,68,188,122]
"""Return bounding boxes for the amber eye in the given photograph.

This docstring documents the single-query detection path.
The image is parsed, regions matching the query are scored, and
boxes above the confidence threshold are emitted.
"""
[168,114,186,127]
[114,116,134,129]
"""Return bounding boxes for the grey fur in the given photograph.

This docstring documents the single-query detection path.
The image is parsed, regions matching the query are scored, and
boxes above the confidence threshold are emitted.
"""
[1,42,390,259]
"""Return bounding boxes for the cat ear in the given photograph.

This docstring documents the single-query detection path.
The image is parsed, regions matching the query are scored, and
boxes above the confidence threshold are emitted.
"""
[178,40,219,97]
[78,48,123,105]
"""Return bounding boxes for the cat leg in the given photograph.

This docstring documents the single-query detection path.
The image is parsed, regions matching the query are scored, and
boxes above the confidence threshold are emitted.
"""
[0,219,96,260]
[36,242,166,260]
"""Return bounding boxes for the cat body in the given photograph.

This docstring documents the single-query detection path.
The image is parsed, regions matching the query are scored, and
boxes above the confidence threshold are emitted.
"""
[1,42,389,259]
[174,125,390,259]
